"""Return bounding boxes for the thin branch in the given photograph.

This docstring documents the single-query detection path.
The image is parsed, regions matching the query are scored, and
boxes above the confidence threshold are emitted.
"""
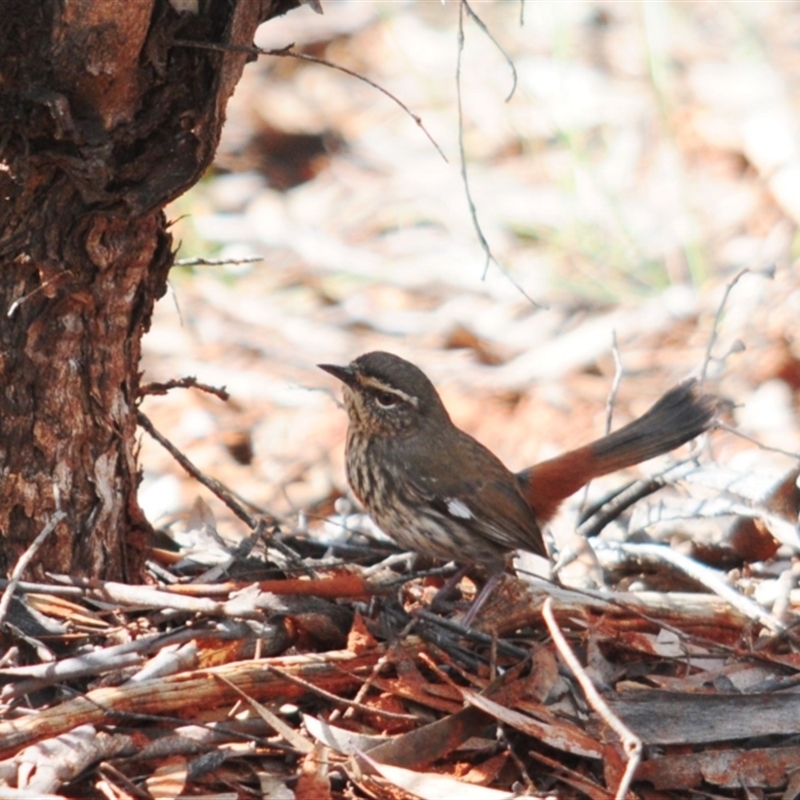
[329,652,392,723]
[413,608,530,660]
[604,330,624,436]
[136,413,309,570]
[136,411,261,529]
[543,597,642,800]
[716,421,800,461]
[263,664,418,722]
[455,2,542,307]
[139,376,230,401]
[172,39,446,163]
[700,265,773,383]
[176,255,264,267]
[577,473,671,537]
[0,510,66,627]
[577,330,624,519]
[610,542,786,633]
[461,0,518,102]
[210,671,314,753]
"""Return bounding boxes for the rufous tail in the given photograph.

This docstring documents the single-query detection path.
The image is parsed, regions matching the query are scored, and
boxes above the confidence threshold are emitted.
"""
[516,379,718,523]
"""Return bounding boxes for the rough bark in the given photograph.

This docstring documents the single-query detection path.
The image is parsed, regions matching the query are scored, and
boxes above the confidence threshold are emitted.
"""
[0,0,299,580]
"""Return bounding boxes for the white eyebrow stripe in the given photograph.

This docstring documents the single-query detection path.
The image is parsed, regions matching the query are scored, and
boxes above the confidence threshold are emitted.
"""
[446,498,473,519]
[360,377,419,407]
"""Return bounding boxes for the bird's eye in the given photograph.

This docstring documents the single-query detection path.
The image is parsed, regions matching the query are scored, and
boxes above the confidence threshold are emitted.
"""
[375,391,400,408]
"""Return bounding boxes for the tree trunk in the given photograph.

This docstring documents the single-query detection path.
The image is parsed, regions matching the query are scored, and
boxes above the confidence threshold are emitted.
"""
[0,0,298,580]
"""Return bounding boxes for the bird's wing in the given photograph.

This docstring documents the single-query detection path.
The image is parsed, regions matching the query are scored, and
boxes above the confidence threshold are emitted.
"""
[412,473,548,558]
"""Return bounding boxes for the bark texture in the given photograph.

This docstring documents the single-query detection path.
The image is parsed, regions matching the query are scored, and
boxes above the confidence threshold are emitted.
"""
[0,0,298,580]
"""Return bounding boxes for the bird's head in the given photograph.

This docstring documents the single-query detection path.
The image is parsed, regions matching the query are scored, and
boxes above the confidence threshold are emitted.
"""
[319,351,449,437]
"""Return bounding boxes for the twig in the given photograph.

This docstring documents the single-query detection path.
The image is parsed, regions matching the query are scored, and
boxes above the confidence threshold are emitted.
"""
[139,376,230,401]
[0,510,65,628]
[455,2,542,307]
[209,671,314,753]
[378,604,486,674]
[0,649,380,756]
[413,608,530,660]
[576,454,706,534]
[700,265,773,383]
[716,421,800,461]
[172,39,446,163]
[461,0,518,102]
[543,597,641,800]
[136,410,261,529]
[497,726,534,791]
[0,629,217,700]
[0,579,84,597]
[176,255,264,267]
[609,541,786,633]
[577,474,669,537]
[604,331,624,436]
[577,330,624,520]
[265,663,418,722]
[330,651,393,723]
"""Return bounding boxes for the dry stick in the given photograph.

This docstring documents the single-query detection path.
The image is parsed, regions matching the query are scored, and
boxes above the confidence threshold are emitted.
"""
[263,664,418,722]
[716,422,800,462]
[604,331,625,437]
[496,726,535,792]
[527,571,757,659]
[700,265,772,383]
[137,412,306,570]
[6,724,136,796]
[136,410,260,529]
[614,542,786,634]
[165,277,185,328]
[454,2,541,307]
[0,510,66,627]
[97,762,154,799]
[0,650,377,757]
[461,0,518,102]
[413,608,530,661]
[577,473,673,538]
[543,597,641,800]
[172,40,446,163]
[696,261,800,472]
[176,255,264,268]
[0,579,84,597]
[574,330,625,525]
[139,375,230,401]
[330,652,392,724]
[210,671,314,754]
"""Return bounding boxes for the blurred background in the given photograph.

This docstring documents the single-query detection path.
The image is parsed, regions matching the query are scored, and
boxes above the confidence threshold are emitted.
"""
[139,0,800,543]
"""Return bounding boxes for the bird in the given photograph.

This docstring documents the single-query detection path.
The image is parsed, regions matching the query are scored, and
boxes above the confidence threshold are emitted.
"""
[319,351,717,612]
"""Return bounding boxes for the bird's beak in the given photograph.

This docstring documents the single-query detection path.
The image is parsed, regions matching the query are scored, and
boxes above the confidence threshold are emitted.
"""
[318,363,357,386]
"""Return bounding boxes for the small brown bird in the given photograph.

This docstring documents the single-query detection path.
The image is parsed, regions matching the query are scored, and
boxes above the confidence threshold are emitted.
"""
[320,351,717,582]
